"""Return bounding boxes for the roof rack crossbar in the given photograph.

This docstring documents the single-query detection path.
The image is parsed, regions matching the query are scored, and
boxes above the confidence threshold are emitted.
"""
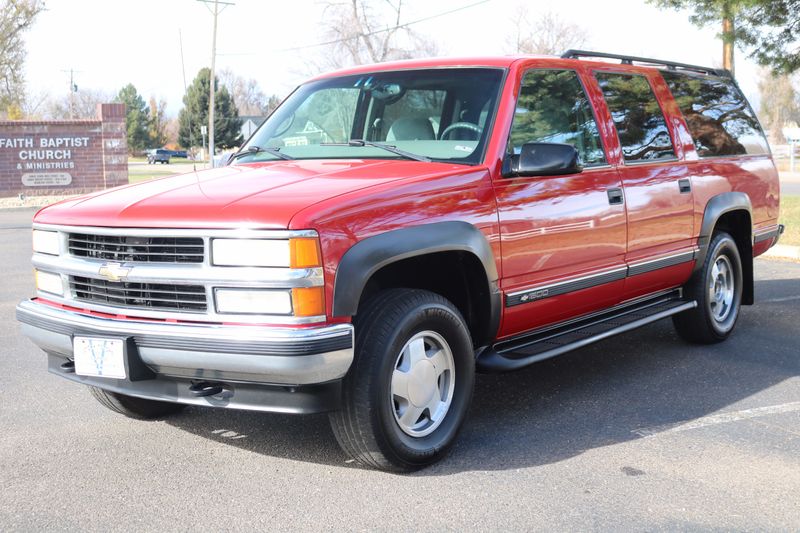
[561,49,731,78]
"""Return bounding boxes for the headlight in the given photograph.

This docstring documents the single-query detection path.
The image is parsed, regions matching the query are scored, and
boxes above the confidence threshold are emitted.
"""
[211,237,321,268]
[214,289,293,315]
[212,239,290,267]
[32,230,60,255]
[35,270,64,296]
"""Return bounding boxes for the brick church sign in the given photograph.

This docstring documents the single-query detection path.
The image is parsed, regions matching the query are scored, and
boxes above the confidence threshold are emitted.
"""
[0,103,128,197]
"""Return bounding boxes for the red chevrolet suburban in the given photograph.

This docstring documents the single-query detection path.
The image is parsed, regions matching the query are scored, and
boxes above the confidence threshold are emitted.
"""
[17,51,783,472]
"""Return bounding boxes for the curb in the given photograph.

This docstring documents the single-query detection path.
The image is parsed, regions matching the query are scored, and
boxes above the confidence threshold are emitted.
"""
[763,244,800,260]
[0,195,78,210]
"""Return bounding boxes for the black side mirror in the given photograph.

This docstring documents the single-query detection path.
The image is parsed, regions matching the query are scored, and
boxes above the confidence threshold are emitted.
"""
[503,142,583,177]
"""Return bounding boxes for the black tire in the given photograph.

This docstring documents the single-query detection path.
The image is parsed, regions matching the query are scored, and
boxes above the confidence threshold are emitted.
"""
[329,289,475,472]
[673,231,743,344]
[89,387,186,420]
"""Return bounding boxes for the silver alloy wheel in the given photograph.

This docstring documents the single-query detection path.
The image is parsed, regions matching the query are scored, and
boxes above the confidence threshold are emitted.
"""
[708,254,735,322]
[390,331,456,438]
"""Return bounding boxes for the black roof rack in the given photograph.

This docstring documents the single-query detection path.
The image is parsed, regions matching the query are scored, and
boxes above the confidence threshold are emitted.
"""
[561,49,732,78]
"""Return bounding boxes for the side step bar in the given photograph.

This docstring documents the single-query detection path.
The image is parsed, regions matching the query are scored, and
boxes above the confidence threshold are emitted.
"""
[477,291,697,373]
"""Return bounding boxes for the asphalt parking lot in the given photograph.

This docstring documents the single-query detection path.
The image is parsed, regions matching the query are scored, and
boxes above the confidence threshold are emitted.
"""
[1,208,798,531]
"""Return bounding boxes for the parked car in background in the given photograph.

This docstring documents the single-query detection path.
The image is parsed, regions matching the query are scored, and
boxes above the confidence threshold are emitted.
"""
[17,51,782,472]
[146,149,171,164]
[167,150,188,158]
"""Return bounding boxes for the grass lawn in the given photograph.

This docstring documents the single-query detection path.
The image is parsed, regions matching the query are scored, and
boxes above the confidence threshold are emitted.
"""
[780,195,800,247]
[127,159,205,184]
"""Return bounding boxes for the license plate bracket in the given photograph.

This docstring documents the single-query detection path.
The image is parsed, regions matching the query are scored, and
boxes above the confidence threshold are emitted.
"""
[73,336,155,381]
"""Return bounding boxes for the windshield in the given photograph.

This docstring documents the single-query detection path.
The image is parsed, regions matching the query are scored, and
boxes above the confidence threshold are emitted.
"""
[238,68,505,165]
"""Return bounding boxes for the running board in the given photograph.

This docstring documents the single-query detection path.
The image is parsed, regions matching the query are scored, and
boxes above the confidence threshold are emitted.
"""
[477,291,697,373]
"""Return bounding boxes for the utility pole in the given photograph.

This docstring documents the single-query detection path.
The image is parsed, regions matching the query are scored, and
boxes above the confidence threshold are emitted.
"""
[197,0,234,166]
[178,29,194,153]
[61,69,79,119]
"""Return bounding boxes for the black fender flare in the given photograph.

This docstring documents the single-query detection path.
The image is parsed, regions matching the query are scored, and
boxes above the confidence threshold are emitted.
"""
[332,221,501,341]
[695,191,754,304]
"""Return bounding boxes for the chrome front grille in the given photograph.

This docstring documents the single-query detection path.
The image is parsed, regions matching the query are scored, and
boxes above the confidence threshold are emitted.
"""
[34,224,324,324]
[70,276,208,313]
[68,233,204,264]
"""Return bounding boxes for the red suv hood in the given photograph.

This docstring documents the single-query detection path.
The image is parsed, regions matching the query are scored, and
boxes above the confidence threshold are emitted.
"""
[34,159,464,229]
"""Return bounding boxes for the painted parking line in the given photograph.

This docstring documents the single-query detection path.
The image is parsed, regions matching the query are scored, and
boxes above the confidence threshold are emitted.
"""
[761,295,800,303]
[632,401,800,438]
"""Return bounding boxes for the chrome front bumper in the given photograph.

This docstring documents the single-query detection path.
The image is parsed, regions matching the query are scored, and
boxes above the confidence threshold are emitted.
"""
[16,299,354,411]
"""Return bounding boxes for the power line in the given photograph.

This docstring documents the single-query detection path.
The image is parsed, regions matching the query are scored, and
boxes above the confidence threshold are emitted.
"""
[217,0,490,57]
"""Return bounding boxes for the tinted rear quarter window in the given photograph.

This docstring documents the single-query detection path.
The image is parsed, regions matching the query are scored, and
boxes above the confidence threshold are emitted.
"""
[661,71,769,157]
[595,72,676,163]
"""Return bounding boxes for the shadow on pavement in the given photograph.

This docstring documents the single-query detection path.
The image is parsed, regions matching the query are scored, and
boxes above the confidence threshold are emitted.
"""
[166,276,800,474]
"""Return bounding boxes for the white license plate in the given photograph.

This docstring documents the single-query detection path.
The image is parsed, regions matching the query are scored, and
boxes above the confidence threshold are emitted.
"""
[73,337,126,379]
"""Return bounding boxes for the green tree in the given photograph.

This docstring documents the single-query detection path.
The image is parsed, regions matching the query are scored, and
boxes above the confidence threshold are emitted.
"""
[649,0,800,75]
[116,83,151,153]
[0,0,45,117]
[178,68,242,150]
[735,1,800,74]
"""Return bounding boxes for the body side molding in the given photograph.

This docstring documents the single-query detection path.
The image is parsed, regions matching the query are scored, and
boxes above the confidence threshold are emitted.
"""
[332,221,501,339]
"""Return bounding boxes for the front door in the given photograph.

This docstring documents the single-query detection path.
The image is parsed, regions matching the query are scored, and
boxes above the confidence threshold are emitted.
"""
[494,68,627,338]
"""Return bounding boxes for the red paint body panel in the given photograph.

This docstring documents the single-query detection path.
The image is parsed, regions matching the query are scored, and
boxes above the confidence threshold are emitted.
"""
[35,160,471,229]
[32,55,781,338]
[493,167,627,337]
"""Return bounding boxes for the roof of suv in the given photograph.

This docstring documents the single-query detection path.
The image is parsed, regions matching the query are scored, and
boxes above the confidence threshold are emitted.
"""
[311,52,729,81]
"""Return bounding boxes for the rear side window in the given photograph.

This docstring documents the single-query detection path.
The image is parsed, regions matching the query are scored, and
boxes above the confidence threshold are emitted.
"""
[509,69,606,166]
[661,71,769,157]
[595,72,676,163]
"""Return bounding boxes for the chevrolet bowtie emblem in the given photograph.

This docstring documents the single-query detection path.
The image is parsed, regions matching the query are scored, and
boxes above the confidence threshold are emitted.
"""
[98,262,130,282]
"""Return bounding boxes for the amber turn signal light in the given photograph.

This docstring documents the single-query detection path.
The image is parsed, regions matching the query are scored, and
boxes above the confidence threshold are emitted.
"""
[291,286,325,317]
[289,238,321,269]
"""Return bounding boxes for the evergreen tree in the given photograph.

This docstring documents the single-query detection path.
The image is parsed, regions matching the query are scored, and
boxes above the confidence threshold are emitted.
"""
[178,68,242,150]
[116,83,151,153]
[650,0,800,75]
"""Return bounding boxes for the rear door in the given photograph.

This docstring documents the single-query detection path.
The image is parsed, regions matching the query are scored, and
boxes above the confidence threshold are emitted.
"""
[494,68,627,337]
[591,70,696,298]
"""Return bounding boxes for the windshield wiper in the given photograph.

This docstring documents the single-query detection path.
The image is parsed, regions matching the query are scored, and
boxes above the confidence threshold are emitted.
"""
[321,139,431,162]
[230,145,294,162]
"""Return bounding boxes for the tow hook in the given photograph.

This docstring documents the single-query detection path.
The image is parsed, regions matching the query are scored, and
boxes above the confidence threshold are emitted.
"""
[60,360,75,373]
[188,381,226,397]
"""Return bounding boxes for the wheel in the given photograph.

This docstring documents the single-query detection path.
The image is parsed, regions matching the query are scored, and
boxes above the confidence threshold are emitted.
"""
[329,289,475,472]
[89,387,186,420]
[673,231,743,343]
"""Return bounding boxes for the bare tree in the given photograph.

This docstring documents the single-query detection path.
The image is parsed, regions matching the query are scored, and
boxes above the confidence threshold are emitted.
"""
[148,96,168,147]
[506,7,589,56]
[218,68,282,116]
[44,88,113,120]
[318,0,439,70]
[0,0,45,117]
[164,117,180,148]
[758,68,800,143]
[20,88,49,119]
